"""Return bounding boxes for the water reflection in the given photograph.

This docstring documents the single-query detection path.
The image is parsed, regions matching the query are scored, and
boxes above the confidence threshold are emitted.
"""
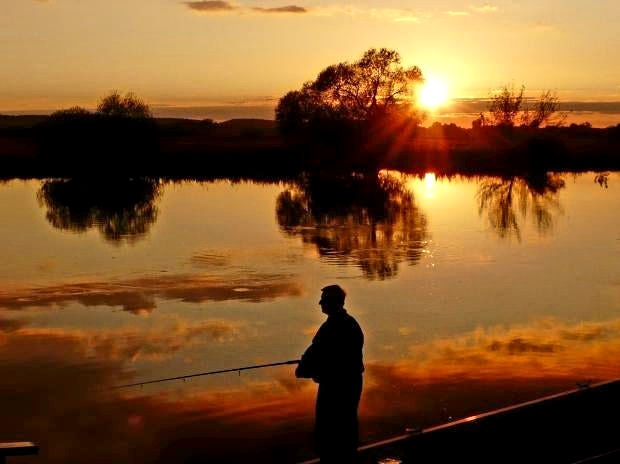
[476,173,565,240]
[0,322,316,463]
[276,172,428,279]
[0,315,617,463]
[37,178,162,244]
[0,273,303,314]
[595,172,610,188]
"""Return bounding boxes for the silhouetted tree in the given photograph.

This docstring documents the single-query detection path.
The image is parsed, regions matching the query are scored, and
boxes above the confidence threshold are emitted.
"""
[97,91,152,118]
[480,85,563,128]
[276,48,424,135]
[594,172,609,188]
[37,92,159,174]
[488,85,525,128]
[522,90,563,128]
[276,172,428,279]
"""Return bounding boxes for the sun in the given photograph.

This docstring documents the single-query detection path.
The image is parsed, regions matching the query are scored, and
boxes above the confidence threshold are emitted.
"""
[419,79,449,109]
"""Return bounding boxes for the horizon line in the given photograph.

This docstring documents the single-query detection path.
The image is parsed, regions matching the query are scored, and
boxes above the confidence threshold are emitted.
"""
[4,98,620,113]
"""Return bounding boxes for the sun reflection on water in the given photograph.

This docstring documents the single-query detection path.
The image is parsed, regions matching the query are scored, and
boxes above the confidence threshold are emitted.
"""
[424,172,436,199]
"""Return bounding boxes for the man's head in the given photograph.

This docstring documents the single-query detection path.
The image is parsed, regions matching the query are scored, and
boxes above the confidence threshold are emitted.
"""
[319,284,346,315]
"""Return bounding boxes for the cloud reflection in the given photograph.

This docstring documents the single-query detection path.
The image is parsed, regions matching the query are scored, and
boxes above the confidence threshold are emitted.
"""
[2,316,620,462]
[0,326,316,463]
[397,318,620,381]
[1,320,242,363]
[0,273,303,313]
[0,316,29,332]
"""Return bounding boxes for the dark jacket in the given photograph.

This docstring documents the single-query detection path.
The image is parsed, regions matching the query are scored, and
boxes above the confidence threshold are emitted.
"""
[296,308,364,383]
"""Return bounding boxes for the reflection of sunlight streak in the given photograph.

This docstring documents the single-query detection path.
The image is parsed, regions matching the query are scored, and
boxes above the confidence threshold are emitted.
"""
[424,172,436,199]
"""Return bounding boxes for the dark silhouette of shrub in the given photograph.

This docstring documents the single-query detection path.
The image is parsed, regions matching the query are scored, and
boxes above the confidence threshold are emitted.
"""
[96,91,152,118]
[36,93,159,175]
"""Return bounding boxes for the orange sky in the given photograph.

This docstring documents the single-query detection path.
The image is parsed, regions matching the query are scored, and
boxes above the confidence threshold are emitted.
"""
[2,0,620,111]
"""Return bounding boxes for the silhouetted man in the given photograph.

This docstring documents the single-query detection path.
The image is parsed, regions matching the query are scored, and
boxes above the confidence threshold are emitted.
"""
[296,285,364,463]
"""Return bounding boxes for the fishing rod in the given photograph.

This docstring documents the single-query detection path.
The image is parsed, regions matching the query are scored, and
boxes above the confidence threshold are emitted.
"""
[113,359,300,389]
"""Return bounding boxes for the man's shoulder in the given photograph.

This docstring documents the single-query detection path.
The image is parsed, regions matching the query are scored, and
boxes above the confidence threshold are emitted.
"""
[335,310,363,334]
[342,309,361,324]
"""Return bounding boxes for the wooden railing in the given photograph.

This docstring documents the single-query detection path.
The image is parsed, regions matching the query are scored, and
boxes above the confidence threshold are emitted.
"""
[0,442,38,464]
[299,379,620,464]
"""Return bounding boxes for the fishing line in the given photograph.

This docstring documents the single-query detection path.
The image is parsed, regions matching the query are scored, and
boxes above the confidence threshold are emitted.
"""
[112,359,300,389]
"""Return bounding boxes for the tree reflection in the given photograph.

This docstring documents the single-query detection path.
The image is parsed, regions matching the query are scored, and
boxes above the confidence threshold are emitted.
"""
[594,172,609,189]
[476,172,565,240]
[37,178,162,244]
[276,172,428,279]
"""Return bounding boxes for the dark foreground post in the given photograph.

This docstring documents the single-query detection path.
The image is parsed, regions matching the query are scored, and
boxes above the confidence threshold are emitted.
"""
[0,442,38,464]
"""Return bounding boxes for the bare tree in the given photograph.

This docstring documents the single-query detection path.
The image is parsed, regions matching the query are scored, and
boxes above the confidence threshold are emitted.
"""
[521,90,564,128]
[483,85,563,128]
[488,85,525,127]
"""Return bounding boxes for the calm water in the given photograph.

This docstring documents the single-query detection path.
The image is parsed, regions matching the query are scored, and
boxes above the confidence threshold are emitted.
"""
[1,171,619,463]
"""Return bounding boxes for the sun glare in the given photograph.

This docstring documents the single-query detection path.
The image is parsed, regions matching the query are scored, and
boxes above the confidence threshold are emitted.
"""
[424,172,436,198]
[419,79,449,109]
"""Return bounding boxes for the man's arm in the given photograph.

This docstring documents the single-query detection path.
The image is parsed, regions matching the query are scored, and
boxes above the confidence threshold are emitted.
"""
[295,343,319,379]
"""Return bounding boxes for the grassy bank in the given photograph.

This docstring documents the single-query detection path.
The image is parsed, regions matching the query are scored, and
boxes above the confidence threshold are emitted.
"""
[1,115,619,179]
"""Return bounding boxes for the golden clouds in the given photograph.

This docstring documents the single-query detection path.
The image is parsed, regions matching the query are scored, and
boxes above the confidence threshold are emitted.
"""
[182,2,499,21]
[185,1,308,15]
[184,1,237,12]
[183,3,424,22]
[251,5,307,14]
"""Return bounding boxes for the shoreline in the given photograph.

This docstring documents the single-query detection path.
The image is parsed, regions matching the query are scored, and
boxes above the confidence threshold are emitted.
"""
[1,115,619,179]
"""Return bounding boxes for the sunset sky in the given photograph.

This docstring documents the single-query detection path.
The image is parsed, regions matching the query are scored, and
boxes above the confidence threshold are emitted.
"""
[2,0,620,110]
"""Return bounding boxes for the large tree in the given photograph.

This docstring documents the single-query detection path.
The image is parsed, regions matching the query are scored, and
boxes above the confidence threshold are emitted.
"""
[276,48,424,134]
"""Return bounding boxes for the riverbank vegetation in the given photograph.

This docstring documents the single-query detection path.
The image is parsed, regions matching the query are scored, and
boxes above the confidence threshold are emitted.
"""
[1,49,619,178]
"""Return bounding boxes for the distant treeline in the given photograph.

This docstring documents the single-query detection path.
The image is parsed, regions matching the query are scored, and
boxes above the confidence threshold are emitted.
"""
[1,113,620,179]
[1,52,620,178]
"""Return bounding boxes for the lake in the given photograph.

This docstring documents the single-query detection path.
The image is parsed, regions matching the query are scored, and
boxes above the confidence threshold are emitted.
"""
[0,171,619,463]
